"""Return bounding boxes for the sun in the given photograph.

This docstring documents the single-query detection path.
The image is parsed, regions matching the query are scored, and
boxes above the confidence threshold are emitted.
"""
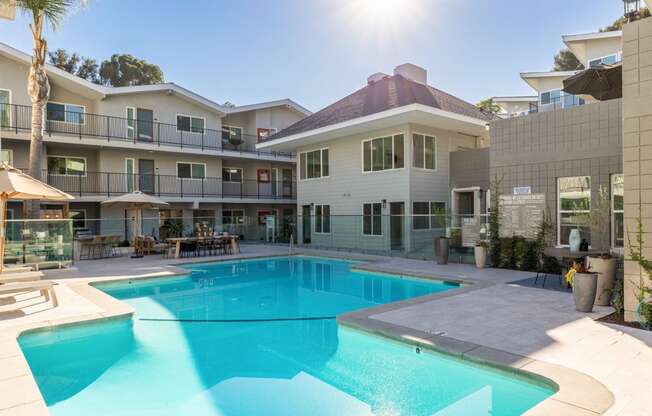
[341,0,422,41]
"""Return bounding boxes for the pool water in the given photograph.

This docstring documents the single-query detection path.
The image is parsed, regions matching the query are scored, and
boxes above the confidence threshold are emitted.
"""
[19,256,554,415]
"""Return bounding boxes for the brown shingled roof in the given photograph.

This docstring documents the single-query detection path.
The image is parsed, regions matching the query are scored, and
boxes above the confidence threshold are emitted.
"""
[266,74,494,141]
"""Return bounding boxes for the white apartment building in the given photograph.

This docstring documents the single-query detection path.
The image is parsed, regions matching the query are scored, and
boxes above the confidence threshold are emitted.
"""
[0,42,310,242]
[521,30,622,111]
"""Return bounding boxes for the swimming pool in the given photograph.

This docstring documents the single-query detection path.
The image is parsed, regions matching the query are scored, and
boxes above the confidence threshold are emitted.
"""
[19,256,554,415]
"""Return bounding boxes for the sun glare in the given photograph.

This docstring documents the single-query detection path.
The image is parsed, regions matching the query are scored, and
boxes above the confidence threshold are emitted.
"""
[344,0,421,32]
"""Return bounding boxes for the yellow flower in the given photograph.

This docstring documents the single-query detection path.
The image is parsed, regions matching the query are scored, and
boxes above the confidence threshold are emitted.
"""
[565,268,576,286]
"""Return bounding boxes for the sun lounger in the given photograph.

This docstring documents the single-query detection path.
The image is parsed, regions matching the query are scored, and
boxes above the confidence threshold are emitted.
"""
[1,266,34,274]
[0,271,44,284]
[0,280,58,307]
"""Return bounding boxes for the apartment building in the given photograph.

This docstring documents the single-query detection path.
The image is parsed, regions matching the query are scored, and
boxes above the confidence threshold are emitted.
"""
[491,96,538,118]
[257,63,493,253]
[521,30,622,112]
[0,42,310,241]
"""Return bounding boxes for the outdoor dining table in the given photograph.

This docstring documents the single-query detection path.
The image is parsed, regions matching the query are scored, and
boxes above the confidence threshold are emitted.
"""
[544,247,605,266]
[166,235,239,259]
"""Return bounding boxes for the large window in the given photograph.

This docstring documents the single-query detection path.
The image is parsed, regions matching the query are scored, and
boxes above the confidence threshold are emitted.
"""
[413,201,446,230]
[222,167,242,183]
[412,134,437,170]
[177,162,206,179]
[223,209,245,225]
[589,53,621,68]
[47,156,86,176]
[46,102,85,124]
[558,176,591,246]
[299,148,329,180]
[314,204,330,234]
[177,114,205,134]
[1,149,12,165]
[540,90,562,105]
[362,134,404,172]
[612,174,624,249]
[0,89,10,127]
[363,202,382,236]
[222,125,243,143]
[540,90,584,108]
[69,209,86,230]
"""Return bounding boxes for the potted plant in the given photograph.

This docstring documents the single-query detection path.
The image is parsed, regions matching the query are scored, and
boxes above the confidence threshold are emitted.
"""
[474,240,488,268]
[586,186,618,306]
[566,260,598,312]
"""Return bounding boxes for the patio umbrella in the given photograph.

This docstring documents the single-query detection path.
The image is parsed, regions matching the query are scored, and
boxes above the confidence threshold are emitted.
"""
[101,191,169,242]
[562,63,622,101]
[0,164,74,272]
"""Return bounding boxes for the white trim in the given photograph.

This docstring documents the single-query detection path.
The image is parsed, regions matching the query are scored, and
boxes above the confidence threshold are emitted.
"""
[256,103,489,150]
[46,101,86,125]
[611,173,624,250]
[520,70,580,79]
[490,95,537,103]
[125,106,136,139]
[557,176,591,247]
[222,166,243,183]
[412,132,438,171]
[299,147,329,181]
[125,158,135,193]
[225,99,312,116]
[176,161,206,180]
[562,30,622,43]
[47,155,88,177]
[361,132,406,174]
[175,113,206,134]
[362,202,383,237]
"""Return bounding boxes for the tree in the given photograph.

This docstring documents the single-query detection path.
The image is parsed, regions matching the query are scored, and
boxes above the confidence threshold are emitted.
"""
[476,98,501,115]
[47,48,79,73]
[76,57,99,83]
[99,54,163,87]
[553,48,584,71]
[488,174,503,268]
[601,7,651,32]
[15,0,77,218]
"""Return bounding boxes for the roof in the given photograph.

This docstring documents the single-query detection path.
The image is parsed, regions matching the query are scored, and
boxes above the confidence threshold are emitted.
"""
[520,70,580,79]
[562,30,622,44]
[265,74,494,141]
[491,96,538,102]
[225,99,312,116]
[104,83,226,115]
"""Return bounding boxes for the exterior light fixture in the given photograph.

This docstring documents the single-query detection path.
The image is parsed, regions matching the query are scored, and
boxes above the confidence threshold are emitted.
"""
[382,199,387,208]
[485,123,490,131]
[624,0,641,21]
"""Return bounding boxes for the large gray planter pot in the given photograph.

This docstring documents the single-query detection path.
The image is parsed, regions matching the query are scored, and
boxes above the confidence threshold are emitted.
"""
[474,246,487,268]
[573,272,598,312]
[436,237,449,265]
[587,257,617,306]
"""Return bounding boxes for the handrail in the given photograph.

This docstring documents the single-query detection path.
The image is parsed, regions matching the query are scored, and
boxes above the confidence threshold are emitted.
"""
[0,103,294,159]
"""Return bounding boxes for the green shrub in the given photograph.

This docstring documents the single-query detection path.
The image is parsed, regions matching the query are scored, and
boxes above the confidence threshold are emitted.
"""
[612,277,624,316]
[521,240,540,272]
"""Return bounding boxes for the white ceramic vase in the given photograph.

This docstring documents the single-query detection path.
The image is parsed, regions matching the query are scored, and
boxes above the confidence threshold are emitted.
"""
[569,229,581,252]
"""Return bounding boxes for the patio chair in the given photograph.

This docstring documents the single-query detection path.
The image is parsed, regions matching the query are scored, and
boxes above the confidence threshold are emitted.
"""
[0,280,58,307]
[0,271,43,284]
[180,241,198,258]
[1,266,34,274]
[534,255,563,288]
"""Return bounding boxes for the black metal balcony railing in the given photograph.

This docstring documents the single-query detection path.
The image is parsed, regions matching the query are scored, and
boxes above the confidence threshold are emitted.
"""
[43,171,297,200]
[0,104,292,159]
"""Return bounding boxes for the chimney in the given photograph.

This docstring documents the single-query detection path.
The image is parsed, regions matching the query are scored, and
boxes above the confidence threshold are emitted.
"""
[393,63,427,85]
[367,72,389,84]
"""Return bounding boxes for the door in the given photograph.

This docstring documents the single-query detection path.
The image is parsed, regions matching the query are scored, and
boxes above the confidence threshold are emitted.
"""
[136,108,154,141]
[282,169,293,198]
[457,192,475,216]
[138,159,155,193]
[302,205,311,244]
[390,202,404,250]
[125,158,135,193]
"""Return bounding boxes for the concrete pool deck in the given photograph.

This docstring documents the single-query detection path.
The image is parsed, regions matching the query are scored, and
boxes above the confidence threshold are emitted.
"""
[0,245,650,415]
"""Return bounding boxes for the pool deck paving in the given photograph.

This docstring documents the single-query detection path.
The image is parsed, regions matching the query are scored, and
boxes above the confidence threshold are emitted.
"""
[0,245,650,415]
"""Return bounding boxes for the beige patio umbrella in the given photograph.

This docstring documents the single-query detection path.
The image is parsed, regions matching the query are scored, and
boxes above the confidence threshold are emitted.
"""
[0,164,74,272]
[101,191,169,243]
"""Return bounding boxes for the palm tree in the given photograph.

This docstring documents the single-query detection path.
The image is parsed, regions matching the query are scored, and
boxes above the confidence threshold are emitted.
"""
[15,0,74,217]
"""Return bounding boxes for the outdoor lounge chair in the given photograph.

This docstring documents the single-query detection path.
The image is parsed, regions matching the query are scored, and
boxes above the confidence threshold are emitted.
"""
[0,271,43,283]
[0,280,58,307]
[1,266,34,274]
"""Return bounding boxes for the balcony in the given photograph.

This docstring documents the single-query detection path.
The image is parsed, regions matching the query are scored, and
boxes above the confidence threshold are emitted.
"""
[42,171,297,201]
[0,104,293,159]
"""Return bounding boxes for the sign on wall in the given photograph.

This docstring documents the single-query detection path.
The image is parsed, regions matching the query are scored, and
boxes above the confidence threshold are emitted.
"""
[513,186,531,195]
[499,194,545,239]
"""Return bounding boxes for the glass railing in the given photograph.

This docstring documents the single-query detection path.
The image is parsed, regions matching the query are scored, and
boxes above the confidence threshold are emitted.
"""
[3,219,74,269]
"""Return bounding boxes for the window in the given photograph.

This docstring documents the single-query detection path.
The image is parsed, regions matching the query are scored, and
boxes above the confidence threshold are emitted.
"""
[362,134,404,172]
[222,125,243,143]
[0,89,10,127]
[223,209,245,225]
[126,107,136,139]
[413,202,446,230]
[257,127,278,142]
[412,134,436,169]
[257,210,276,225]
[47,156,86,176]
[177,114,205,134]
[540,90,561,105]
[541,90,584,108]
[558,176,591,246]
[563,94,585,108]
[612,174,624,249]
[222,167,242,182]
[314,204,330,233]
[125,158,135,193]
[177,162,206,179]
[1,149,12,165]
[69,209,86,230]
[589,53,621,68]
[363,203,382,236]
[299,148,329,180]
[46,102,85,124]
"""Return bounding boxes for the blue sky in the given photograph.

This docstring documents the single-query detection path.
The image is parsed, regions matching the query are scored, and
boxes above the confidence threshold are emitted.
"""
[0,0,626,111]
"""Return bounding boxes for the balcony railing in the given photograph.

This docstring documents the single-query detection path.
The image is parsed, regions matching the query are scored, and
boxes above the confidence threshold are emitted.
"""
[0,103,293,159]
[42,171,297,200]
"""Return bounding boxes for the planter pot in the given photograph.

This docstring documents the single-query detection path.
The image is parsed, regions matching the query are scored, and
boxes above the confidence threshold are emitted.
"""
[573,272,598,312]
[569,229,581,252]
[587,257,617,306]
[436,237,449,265]
[474,246,487,268]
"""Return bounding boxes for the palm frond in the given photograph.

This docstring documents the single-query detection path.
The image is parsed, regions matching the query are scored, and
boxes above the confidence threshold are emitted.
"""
[15,0,74,29]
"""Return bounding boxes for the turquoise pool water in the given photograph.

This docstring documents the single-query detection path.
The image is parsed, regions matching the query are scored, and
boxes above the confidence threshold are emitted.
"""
[19,256,554,415]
